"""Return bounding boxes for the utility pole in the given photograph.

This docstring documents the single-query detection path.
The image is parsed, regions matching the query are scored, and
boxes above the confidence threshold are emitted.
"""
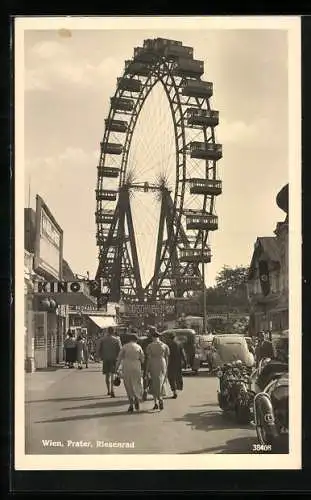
[202,231,207,334]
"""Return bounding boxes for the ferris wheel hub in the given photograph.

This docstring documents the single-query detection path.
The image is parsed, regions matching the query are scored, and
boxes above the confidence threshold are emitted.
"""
[126,182,171,193]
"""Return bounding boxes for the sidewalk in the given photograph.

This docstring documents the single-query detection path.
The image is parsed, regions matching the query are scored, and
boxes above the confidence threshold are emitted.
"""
[25,363,78,401]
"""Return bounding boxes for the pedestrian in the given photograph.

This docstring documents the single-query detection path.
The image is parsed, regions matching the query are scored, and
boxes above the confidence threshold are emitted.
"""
[63,330,77,368]
[96,326,122,397]
[82,333,89,368]
[115,330,145,413]
[140,329,154,401]
[93,334,101,362]
[76,334,85,370]
[164,331,186,399]
[145,327,170,410]
[255,331,274,365]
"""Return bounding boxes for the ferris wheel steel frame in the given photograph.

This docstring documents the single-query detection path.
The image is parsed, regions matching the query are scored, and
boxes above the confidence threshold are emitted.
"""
[95,38,222,304]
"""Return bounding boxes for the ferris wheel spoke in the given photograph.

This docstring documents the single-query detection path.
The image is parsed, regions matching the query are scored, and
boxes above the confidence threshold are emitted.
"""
[130,192,161,287]
[130,85,176,186]
[144,85,174,176]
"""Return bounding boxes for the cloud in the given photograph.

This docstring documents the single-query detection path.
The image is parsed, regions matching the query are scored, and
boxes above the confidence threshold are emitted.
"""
[218,117,269,144]
[217,115,286,153]
[58,147,97,163]
[25,146,99,275]
[30,40,70,60]
[25,38,123,92]
[25,147,98,177]
[25,70,49,91]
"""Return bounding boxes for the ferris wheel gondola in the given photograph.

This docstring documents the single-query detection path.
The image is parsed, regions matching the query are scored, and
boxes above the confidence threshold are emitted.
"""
[95,37,223,304]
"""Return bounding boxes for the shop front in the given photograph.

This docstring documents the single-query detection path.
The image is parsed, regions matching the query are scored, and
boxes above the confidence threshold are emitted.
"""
[24,195,97,370]
[24,249,36,372]
[32,281,97,368]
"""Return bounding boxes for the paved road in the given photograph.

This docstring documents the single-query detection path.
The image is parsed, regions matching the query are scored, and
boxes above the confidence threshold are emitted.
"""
[25,363,257,454]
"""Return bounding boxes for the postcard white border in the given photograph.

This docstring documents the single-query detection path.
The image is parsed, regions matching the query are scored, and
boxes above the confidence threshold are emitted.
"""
[15,15,301,470]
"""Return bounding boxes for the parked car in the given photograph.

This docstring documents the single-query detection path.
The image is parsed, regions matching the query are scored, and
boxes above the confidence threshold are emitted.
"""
[210,334,255,371]
[197,333,214,367]
[244,336,256,355]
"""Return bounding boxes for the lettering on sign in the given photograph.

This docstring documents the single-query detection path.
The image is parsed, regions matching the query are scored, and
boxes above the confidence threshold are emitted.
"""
[35,281,82,293]
[69,305,97,313]
[124,303,175,315]
[41,209,61,248]
[34,279,106,295]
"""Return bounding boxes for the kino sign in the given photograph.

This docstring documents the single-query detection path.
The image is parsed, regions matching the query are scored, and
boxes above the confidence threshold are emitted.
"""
[34,280,107,294]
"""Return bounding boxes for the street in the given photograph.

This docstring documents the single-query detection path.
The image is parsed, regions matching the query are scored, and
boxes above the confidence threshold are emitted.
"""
[25,363,257,455]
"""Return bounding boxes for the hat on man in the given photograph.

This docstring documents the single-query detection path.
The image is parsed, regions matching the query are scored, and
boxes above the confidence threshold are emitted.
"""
[149,326,160,338]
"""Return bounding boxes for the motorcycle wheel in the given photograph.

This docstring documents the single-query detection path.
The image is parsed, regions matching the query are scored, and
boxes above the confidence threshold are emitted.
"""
[256,407,276,447]
[235,403,251,425]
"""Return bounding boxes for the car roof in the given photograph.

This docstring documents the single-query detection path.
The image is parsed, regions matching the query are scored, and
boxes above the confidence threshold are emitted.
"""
[213,335,246,342]
[213,333,244,338]
[161,328,196,335]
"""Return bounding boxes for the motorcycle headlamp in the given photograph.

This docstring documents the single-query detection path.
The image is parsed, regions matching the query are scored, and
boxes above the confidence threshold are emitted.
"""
[216,370,223,378]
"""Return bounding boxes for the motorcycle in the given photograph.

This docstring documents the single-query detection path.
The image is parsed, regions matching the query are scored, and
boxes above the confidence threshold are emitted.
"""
[253,359,288,452]
[217,362,254,424]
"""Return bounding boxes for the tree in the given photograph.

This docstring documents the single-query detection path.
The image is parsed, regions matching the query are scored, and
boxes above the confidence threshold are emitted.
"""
[215,265,249,295]
[197,265,250,312]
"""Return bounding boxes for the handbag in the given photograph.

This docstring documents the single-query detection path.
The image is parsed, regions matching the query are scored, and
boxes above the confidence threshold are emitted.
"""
[113,374,121,387]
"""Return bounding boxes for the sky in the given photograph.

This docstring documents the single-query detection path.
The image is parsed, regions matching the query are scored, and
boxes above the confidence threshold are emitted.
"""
[23,26,289,287]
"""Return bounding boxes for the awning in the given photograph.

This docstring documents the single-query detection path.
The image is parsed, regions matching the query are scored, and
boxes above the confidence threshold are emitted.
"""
[88,315,116,329]
[34,292,97,307]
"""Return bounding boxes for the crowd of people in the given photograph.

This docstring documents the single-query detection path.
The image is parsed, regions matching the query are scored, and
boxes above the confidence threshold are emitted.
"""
[248,330,288,366]
[63,330,89,369]
[96,326,186,412]
[64,325,187,413]
[63,325,288,413]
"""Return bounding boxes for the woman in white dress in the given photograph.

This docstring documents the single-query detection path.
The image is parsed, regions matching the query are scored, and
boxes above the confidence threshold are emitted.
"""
[145,328,170,410]
[116,332,145,413]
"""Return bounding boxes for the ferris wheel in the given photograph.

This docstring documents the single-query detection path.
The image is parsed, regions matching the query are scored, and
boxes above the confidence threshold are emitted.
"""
[95,38,222,303]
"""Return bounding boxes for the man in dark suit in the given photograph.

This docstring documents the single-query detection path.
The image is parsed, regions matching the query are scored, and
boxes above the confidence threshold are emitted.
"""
[164,331,187,399]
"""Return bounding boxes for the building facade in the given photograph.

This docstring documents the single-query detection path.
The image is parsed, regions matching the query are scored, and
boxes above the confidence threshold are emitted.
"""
[24,194,96,371]
[247,184,289,335]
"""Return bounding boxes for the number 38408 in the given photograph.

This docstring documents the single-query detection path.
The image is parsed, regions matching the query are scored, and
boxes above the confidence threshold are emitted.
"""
[252,444,272,452]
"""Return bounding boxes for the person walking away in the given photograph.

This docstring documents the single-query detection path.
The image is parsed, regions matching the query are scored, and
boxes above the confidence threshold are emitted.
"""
[165,331,186,399]
[116,330,144,413]
[97,327,122,397]
[145,328,170,410]
[64,331,77,368]
[76,334,86,369]
[140,329,154,401]
[255,331,274,365]
[63,330,70,368]
[82,333,89,368]
[93,334,101,362]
